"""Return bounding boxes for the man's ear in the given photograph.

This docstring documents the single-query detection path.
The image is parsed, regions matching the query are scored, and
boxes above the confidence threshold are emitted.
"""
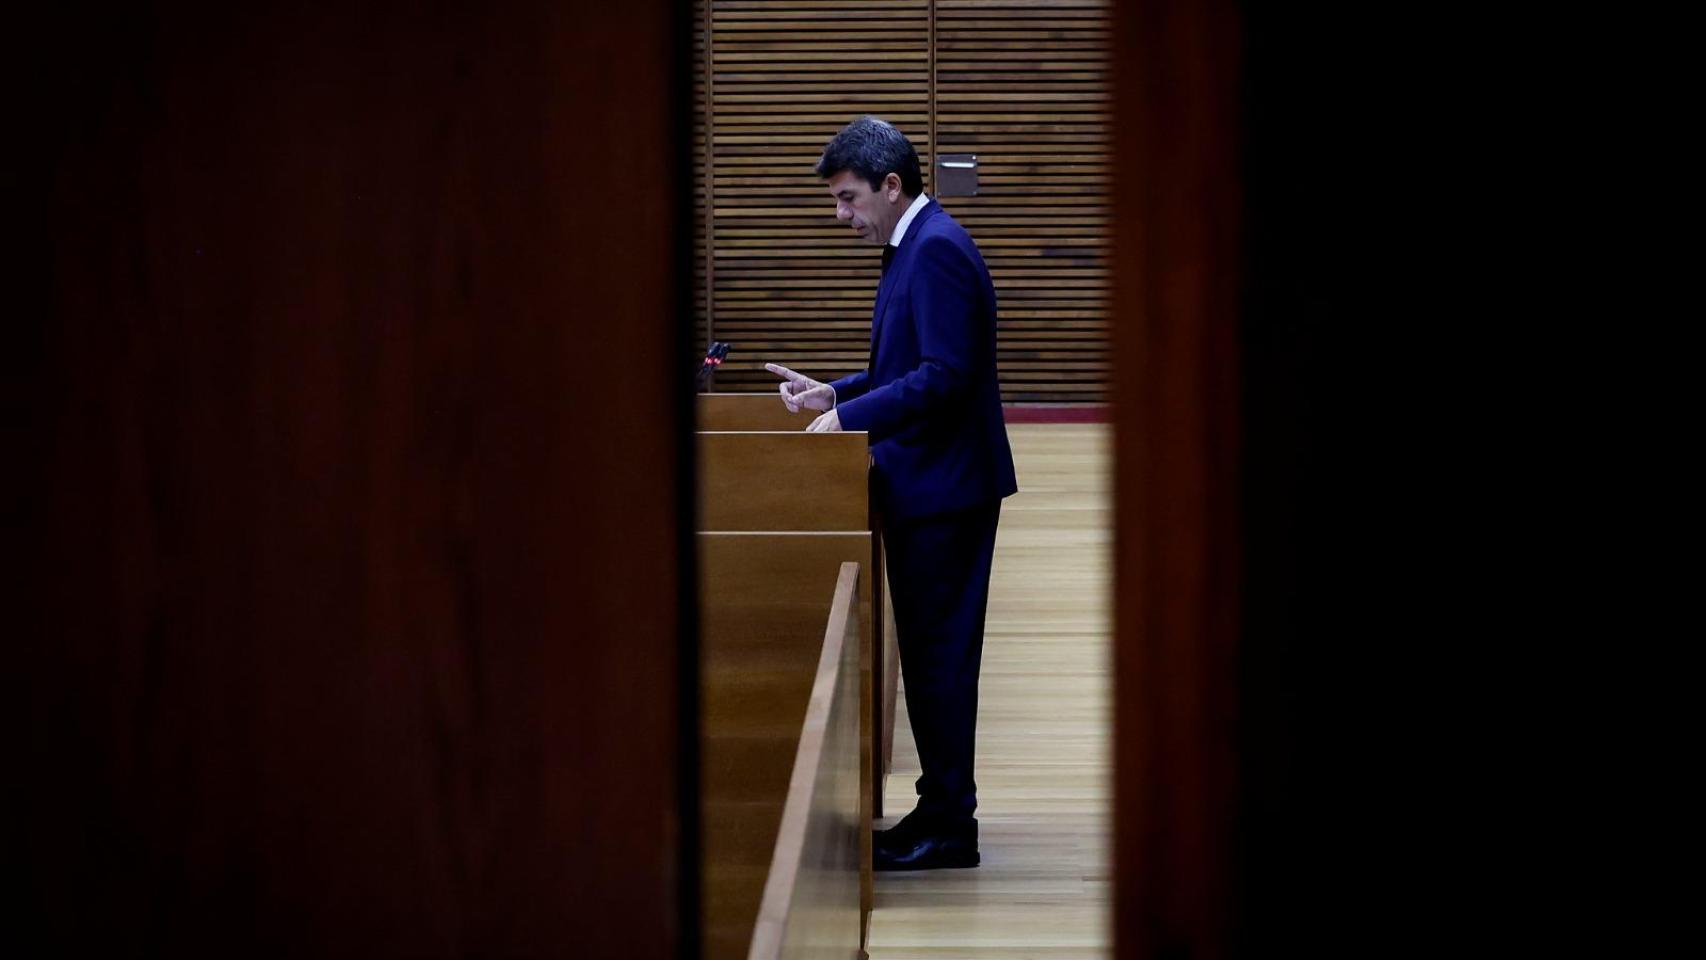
[886,172,903,203]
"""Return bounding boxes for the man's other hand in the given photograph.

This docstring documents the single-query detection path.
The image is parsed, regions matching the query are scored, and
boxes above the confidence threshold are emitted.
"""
[765,362,836,413]
[807,409,842,433]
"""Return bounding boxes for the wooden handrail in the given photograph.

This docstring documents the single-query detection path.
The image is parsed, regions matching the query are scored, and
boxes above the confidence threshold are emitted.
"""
[746,562,863,960]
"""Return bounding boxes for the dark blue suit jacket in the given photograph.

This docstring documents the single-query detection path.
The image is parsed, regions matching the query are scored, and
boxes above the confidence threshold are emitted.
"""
[831,199,1018,521]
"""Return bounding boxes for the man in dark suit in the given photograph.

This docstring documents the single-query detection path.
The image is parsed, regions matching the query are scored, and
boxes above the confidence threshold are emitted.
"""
[765,116,1017,871]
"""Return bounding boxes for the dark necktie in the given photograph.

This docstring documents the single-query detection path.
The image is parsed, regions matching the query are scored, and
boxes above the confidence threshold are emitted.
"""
[871,244,897,375]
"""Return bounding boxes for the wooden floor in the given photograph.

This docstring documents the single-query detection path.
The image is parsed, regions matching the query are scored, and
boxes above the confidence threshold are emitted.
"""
[867,423,1111,959]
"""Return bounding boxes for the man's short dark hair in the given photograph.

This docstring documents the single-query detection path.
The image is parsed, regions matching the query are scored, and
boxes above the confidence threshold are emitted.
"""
[815,116,924,199]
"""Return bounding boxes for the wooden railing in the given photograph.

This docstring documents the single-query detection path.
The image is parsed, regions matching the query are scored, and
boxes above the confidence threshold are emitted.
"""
[745,562,864,960]
[700,536,868,960]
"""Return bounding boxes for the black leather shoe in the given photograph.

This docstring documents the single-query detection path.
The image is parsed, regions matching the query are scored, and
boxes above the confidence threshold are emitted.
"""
[873,808,935,850]
[874,818,979,872]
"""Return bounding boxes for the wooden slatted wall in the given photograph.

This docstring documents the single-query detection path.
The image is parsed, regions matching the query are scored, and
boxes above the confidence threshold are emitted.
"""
[695,0,1109,403]
[935,0,1111,402]
[696,0,932,392]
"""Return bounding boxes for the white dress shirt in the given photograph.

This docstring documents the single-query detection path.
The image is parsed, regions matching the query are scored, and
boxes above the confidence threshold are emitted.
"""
[889,192,932,248]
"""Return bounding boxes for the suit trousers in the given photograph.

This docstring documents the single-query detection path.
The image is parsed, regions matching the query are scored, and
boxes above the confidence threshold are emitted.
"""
[883,499,1002,822]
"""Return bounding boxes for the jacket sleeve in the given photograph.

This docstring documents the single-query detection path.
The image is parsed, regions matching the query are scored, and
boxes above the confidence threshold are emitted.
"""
[837,234,980,439]
[828,369,871,402]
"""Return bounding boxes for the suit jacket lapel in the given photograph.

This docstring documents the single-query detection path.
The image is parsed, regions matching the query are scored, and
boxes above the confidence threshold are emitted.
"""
[868,199,942,372]
[868,271,895,375]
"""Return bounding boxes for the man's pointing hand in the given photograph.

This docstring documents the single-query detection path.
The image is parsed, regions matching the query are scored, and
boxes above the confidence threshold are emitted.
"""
[765,362,836,414]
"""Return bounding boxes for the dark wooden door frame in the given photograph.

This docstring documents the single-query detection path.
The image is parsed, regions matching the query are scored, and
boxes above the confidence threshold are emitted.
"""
[1110,1,1244,955]
[15,3,696,956]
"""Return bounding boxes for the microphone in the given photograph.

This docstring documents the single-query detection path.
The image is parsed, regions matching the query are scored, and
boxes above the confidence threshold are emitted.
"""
[694,341,732,389]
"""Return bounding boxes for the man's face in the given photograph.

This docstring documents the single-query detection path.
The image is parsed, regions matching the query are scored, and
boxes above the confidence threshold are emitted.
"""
[827,169,903,246]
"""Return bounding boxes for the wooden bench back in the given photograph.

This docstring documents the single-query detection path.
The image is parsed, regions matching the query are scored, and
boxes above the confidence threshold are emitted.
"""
[700,534,871,960]
[698,432,869,532]
[697,393,817,432]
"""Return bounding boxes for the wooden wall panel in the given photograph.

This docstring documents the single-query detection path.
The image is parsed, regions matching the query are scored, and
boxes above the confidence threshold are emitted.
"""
[693,0,1108,402]
[14,2,690,956]
[936,0,1111,402]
